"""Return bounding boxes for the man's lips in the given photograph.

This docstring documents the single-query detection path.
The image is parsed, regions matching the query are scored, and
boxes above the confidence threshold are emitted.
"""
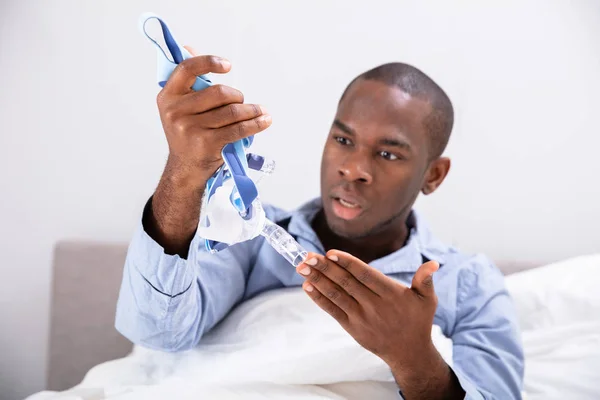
[330,194,365,220]
[338,198,359,208]
[330,189,365,208]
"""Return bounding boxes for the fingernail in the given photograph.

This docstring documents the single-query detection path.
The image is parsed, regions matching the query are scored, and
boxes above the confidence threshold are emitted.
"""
[259,114,272,124]
[220,59,231,69]
[299,267,311,276]
[259,105,268,115]
[305,258,317,266]
[305,284,314,292]
[327,254,339,262]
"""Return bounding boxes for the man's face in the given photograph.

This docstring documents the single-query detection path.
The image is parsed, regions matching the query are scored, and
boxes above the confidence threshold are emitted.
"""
[320,79,434,239]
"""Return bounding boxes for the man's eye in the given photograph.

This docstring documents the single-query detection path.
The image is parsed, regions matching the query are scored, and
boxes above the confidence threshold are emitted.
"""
[379,151,399,161]
[335,137,352,146]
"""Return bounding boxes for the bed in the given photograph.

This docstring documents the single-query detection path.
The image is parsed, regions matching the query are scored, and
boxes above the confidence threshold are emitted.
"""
[38,240,600,399]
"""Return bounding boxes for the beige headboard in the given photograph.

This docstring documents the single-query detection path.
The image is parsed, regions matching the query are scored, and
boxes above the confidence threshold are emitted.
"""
[47,240,540,392]
[47,241,133,391]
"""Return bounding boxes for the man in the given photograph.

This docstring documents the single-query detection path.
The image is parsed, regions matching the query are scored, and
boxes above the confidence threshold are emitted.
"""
[115,48,524,399]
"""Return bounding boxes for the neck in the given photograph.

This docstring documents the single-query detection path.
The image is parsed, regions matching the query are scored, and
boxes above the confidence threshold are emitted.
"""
[312,210,410,264]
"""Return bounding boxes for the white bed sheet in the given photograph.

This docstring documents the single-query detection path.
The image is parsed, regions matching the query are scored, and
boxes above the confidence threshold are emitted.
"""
[28,254,600,400]
[506,253,600,399]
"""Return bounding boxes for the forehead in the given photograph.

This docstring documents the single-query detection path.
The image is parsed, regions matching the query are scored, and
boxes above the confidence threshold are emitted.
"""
[336,79,432,143]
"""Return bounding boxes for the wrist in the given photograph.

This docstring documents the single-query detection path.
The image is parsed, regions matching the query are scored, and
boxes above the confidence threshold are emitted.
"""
[387,341,464,400]
[386,340,440,384]
[163,154,220,190]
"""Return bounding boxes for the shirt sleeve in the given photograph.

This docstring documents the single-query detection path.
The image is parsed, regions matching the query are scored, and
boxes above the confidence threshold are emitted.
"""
[449,256,525,399]
[115,197,261,352]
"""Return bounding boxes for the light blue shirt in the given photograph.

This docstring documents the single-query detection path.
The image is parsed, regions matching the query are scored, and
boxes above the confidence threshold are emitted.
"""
[115,197,524,399]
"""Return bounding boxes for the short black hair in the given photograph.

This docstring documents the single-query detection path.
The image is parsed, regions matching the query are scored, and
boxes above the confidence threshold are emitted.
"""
[341,62,454,160]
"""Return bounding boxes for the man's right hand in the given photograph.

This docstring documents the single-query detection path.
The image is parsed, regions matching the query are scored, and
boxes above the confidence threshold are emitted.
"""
[157,47,272,184]
[146,49,271,256]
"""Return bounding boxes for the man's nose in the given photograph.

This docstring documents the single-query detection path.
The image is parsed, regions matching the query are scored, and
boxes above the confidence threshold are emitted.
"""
[338,153,373,184]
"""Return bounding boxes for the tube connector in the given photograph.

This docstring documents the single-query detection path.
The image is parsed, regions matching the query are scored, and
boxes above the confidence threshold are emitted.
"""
[260,218,308,267]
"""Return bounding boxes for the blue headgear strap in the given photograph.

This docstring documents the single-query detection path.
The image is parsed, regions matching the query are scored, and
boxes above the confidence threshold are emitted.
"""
[139,13,260,251]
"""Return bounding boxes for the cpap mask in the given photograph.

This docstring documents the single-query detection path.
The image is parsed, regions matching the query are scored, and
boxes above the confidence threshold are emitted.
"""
[139,13,308,267]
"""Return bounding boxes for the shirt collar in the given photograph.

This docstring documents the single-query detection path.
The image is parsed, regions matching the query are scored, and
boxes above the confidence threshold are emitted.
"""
[283,197,448,274]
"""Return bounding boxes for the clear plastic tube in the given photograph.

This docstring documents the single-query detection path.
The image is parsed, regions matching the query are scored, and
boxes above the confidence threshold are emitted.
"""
[260,218,308,267]
[253,158,276,186]
[259,158,276,175]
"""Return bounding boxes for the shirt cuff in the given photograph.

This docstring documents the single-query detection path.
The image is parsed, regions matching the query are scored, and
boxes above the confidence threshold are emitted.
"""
[452,367,485,400]
[129,198,196,297]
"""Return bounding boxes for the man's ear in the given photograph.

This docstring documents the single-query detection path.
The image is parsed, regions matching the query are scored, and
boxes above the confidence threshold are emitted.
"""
[421,157,451,195]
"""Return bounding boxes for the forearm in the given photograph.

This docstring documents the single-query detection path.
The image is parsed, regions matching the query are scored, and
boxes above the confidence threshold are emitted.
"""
[389,344,465,400]
[115,215,256,351]
[146,155,216,257]
[115,242,201,351]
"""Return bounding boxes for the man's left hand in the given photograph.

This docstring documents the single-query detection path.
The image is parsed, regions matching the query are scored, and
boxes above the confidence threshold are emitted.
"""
[296,251,464,398]
[296,250,438,367]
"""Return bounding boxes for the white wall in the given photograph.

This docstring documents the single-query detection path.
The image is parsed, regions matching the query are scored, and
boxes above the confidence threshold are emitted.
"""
[1,1,599,398]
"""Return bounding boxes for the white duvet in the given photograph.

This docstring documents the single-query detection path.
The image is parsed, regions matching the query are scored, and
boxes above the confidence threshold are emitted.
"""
[28,254,600,400]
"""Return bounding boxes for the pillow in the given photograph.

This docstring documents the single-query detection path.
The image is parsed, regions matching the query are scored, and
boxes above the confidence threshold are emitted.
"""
[504,253,600,331]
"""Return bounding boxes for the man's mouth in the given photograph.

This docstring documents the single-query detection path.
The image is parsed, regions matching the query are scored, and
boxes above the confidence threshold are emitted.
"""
[338,198,359,208]
[331,196,363,220]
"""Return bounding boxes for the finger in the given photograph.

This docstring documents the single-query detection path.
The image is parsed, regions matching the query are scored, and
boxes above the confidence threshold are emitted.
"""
[298,253,376,303]
[164,55,232,94]
[410,260,439,299]
[325,250,390,295]
[296,256,358,314]
[183,45,198,56]
[195,104,268,129]
[302,281,349,325]
[173,85,245,116]
[213,114,272,144]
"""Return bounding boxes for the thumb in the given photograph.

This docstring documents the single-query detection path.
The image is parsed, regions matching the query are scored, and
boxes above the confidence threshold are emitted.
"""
[411,260,439,298]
